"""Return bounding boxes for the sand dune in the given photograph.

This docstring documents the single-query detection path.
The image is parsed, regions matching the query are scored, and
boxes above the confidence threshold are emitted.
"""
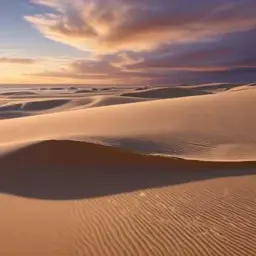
[0,140,255,255]
[0,99,69,111]
[2,139,256,170]
[122,86,210,99]
[75,89,97,93]
[0,95,150,119]
[1,88,256,161]
[0,85,255,256]
[182,83,243,93]
[0,91,37,96]
[54,95,150,111]
[227,83,256,92]
[0,111,31,120]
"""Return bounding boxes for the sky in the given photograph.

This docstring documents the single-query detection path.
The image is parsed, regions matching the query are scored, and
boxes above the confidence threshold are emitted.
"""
[0,0,255,85]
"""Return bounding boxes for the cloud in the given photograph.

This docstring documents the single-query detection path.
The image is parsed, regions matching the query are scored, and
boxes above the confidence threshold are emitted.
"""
[31,25,256,85]
[110,53,143,68]
[26,0,256,85]
[26,0,256,54]
[0,57,38,64]
[128,46,256,71]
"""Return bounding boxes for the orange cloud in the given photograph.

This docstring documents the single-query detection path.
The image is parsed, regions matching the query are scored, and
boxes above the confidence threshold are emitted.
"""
[26,0,256,54]
[21,1,256,85]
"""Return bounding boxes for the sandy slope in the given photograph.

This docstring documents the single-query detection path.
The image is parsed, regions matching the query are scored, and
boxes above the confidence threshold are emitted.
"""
[1,140,256,256]
[0,85,256,256]
[181,83,243,93]
[227,83,256,92]
[1,88,256,161]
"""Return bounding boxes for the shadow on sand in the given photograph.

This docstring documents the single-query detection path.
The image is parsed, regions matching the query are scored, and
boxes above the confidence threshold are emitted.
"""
[0,140,255,200]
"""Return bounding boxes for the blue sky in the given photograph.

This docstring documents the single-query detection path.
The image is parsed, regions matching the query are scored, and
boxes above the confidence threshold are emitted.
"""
[0,0,85,59]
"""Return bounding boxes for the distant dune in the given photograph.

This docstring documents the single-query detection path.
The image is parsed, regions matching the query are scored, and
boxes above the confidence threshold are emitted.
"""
[227,83,256,92]
[0,84,255,256]
[183,83,243,92]
[0,99,69,112]
[57,95,150,110]
[0,91,37,96]
[75,89,93,93]
[0,95,150,119]
[122,86,211,99]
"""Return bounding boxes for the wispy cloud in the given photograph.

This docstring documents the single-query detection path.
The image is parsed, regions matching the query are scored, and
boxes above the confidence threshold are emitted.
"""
[0,57,38,64]
[26,0,256,54]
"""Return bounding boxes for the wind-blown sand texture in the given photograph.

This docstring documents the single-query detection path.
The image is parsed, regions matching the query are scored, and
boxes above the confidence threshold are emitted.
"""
[0,83,255,256]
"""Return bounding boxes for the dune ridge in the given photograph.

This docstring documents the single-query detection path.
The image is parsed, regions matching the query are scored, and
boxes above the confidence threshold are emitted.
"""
[2,139,256,168]
[122,86,211,99]
[1,88,256,161]
[0,139,255,255]
[0,95,150,119]
[182,83,242,92]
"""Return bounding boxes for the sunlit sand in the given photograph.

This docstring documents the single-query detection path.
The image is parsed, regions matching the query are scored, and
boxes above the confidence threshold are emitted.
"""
[0,84,255,255]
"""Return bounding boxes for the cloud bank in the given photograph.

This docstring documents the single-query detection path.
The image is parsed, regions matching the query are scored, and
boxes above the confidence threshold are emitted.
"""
[27,0,256,84]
